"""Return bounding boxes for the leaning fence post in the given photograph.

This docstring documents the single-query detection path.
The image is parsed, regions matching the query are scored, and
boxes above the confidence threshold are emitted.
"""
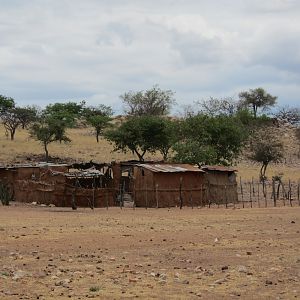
[105,185,108,210]
[155,184,159,209]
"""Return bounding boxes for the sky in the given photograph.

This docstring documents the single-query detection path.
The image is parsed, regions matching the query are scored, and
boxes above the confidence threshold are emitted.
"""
[0,0,299,114]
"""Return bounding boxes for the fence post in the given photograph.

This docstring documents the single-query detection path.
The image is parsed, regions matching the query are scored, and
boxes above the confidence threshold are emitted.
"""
[145,182,148,209]
[297,180,300,206]
[179,177,183,210]
[257,182,260,208]
[225,185,228,209]
[272,179,276,207]
[106,185,108,210]
[240,177,244,208]
[155,184,159,209]
[249,182,252,208]
[263,180,267,207]
[190,190,193,209]
[289,179,292,207]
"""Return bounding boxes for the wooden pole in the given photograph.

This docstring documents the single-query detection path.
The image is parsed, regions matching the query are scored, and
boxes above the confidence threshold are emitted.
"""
[92,176,95,209]
[155,184,159,209]
[240,177,244,208]
[249,183,252,208]
[289,179,292,207]
[145,182,148,209]
[225,185,228,209]
[106,185,108,210]
[179,177,183,209]
[257,182,260,208]
[190,190,193,209]
[263,180,267,207]
[296,180,300,205]
[272,179,276,207]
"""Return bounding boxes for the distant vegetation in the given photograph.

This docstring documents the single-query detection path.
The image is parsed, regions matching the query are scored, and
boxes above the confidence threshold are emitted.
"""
[0,86,299,181]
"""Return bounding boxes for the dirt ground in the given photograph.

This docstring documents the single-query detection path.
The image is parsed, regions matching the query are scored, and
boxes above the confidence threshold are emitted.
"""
[0,205,299,299]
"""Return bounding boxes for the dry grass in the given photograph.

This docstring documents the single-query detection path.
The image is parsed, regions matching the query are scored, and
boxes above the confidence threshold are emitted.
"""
[0,126,299,182]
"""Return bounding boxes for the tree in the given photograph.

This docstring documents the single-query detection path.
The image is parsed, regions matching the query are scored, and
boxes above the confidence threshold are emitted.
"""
[121,85,175,116]
[249,133,283,181]
[44,101,85,127]
[239,88,277,118]
[197,97,238,116]
[87,115,112,143]
[30,118,70,162]
[173,114,248,166]
[275,106,300,125]
[0,95,15,113]
[105,116,174,161]
[83,105,113,143]
[15,106,39,129]
[1,108,21,140]
[155,118,180,161]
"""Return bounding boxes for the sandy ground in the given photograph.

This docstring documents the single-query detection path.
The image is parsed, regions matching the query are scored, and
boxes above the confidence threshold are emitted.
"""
[0,204,300,300]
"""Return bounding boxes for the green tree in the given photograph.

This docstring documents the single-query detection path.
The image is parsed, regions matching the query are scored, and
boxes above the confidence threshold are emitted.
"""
[0,95,15,113]
[121,85,175,116]
[87,115,112,143]
[30,118,70,162]
[173,114,248,166]
[105,116,174,161]
[239,87,277,118]
[44,101,85,127]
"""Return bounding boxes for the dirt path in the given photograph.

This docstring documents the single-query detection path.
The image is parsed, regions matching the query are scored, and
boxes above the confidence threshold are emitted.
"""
[0,205,299,299]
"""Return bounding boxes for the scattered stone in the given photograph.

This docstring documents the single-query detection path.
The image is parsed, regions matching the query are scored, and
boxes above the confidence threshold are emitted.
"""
[221,266,229,271]
[266,280,273,285]
[237,266,247,273]
[12,270,27,280]
[246,251,252,255]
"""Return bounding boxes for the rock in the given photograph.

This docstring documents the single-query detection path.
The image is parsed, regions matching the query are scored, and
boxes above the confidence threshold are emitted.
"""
[214,238,219,243]
[221,266,229,271]
[291,221,295,224]
[237,266,247,273]
[31,202,37,205]
[12,270,27,280]
[246,251,252,255]
[159,273,167,280]
[266,280,273,285]
[49,204,55,207]
[214,278,227,284]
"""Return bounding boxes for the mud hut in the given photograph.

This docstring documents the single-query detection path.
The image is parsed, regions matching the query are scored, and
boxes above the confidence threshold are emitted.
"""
[132,164,206,208]
[201,165,238,204]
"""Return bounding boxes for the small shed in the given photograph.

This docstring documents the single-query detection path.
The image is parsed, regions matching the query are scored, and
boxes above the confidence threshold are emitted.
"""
[133,164,206,208]
[201,165,238,204]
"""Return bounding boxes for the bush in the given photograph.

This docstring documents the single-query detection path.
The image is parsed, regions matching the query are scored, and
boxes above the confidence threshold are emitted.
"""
[0,182,12,206]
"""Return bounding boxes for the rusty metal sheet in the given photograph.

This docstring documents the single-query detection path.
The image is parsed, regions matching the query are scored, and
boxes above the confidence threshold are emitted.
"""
[137,164,204,173]
[201,165,237,172]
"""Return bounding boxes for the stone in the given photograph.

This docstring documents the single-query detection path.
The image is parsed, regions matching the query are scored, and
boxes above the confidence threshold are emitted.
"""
[237,266,247,273]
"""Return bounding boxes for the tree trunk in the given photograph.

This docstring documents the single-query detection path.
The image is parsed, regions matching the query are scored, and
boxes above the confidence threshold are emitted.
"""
[96,133,99,143]
[10,128,15,140]
[44,143,49,162]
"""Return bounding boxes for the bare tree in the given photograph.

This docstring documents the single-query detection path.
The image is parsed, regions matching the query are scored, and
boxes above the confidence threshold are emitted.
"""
[275,106,300,125]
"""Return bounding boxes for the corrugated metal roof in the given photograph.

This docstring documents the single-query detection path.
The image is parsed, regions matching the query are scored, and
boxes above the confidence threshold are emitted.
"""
[0,163,69,169]
[201,165,237,172]
[137,164,204,173]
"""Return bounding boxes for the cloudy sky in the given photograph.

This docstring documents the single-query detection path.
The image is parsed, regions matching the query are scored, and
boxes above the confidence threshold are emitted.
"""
[0,0,299,113]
